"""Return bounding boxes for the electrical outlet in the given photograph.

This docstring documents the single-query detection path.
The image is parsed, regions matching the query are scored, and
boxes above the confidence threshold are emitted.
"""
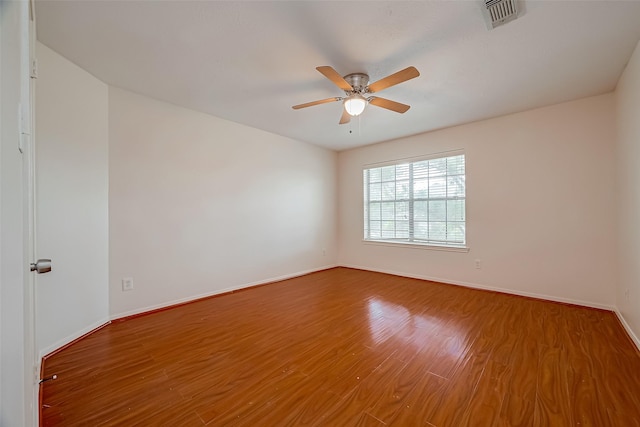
[122,277,134,291]
[475,259,481,269]
[322,248,326,256]
[625,288,630,301]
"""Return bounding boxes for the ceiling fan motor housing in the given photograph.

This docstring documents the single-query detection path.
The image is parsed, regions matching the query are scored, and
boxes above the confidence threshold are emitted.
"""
[344,73,370,94]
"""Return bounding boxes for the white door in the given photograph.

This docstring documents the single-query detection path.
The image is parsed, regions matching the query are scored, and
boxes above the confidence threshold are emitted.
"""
[12,0,39,425]
[26,1,39,425]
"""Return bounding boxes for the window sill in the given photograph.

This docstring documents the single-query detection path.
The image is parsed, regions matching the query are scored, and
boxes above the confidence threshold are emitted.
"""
[362,239,470,253]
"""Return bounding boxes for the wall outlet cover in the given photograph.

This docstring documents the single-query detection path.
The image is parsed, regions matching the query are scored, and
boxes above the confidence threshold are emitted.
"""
[122,277,134,291]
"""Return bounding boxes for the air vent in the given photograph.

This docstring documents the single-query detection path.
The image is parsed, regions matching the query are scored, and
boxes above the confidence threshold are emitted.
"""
[484,0,519,29]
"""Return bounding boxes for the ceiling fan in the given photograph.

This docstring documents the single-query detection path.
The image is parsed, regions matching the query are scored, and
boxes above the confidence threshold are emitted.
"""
[292,65,420,124]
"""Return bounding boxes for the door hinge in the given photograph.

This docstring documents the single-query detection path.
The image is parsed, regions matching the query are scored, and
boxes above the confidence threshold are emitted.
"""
[30,58,38,79]
[18,104,30,153]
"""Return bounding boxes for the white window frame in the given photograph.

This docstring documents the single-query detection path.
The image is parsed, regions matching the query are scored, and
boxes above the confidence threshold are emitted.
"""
[362,151,468,251]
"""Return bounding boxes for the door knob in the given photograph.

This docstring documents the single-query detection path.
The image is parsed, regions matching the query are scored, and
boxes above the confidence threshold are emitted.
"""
[30,259,52,274]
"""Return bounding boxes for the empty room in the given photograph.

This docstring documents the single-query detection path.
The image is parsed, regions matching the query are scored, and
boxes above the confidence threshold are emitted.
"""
[2,0,640,426]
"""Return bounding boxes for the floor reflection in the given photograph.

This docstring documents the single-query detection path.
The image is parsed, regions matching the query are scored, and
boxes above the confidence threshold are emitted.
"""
[367,297,467,360]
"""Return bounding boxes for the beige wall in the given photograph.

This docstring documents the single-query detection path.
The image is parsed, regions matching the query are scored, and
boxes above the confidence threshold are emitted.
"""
[108,87,337,317]
[35,42,110,356]
[338,94,617,309]
[615,40,640,346]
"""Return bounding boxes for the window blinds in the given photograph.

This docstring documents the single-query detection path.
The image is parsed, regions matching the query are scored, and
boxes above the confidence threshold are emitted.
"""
[363,154,466,247]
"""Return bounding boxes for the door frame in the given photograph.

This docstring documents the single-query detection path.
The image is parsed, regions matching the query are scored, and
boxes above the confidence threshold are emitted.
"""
[25,0,38,424]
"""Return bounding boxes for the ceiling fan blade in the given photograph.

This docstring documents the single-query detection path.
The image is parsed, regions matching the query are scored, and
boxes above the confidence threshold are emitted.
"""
[316,66,353,91]
[292,97,341,110]
[369,97,411,113]
[339,108,351,125]
[367,66,420,93]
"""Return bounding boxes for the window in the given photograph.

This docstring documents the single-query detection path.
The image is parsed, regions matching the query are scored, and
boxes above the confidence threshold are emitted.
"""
[363,153,466,248]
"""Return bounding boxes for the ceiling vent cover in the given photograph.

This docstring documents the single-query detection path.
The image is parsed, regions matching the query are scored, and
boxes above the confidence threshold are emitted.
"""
[483,0,519,29]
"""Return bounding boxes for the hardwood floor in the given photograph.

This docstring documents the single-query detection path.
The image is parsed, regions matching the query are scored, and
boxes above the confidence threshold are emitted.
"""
[41,267,640,426]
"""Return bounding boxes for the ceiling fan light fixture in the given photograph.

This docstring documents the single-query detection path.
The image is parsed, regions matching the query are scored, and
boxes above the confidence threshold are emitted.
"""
[344,94,367,116]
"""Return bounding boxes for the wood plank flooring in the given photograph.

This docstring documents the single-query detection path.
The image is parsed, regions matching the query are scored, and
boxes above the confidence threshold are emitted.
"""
[41,267,640,426]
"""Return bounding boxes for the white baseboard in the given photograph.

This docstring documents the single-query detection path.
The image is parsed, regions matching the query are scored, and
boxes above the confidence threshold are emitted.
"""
[614,309,640,352]
[110,264,339,321]
[339,264,616,311]
[39,317,110,360]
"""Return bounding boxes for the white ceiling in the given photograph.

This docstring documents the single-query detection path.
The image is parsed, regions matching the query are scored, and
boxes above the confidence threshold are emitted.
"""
[35,1,640,151]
